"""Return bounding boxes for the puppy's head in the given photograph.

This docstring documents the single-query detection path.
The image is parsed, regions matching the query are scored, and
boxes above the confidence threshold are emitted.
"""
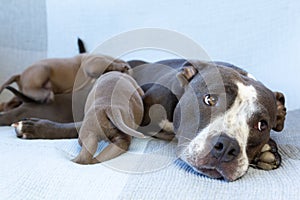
[174,61,286,181]
[82,54,131,78]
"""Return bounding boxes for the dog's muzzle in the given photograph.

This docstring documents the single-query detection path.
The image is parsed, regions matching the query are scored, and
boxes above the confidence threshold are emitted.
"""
[183,133,247,182]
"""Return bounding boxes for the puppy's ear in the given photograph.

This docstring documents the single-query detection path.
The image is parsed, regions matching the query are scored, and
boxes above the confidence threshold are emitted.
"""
[272,92,287,132]
[176,61,198,87]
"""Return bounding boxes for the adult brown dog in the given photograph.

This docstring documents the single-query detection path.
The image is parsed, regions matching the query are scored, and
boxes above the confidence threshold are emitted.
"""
[72,71,145,164]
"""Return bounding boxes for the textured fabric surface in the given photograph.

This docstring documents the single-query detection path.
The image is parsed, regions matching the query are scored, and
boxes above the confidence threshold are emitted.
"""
[0,0,47,102]
[0,0,47,51]
[0,110,299,199]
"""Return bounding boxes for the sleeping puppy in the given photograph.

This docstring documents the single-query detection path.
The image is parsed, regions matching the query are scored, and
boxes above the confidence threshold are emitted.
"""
[0,54,130,105]
[72,71,145,164]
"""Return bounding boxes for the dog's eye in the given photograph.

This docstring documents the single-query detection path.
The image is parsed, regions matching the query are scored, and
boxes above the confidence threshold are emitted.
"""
[203,94,218,106]
[255,120,268,132]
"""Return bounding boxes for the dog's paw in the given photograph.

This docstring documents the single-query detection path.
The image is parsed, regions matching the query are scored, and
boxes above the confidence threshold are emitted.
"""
[71,157,82,164]
[251,139,281,170]
[72,156,92,165]
[11,118,46,139]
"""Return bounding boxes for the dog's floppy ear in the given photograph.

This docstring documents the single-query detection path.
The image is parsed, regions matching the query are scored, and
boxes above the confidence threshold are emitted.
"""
[272,92,287,132]
[176,61,198,87]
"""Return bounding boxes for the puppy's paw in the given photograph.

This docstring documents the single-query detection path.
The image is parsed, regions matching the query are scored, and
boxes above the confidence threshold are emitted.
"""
[72,156,91,165]
[71,157,82,164]
[109,62,131,74]
[251,139,281,170]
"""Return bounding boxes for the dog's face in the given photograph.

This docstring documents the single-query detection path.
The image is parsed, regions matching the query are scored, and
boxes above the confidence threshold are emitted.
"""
[174,61,286,181]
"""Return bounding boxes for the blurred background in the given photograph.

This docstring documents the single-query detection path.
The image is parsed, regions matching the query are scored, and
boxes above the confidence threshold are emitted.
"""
[0,0,299,110]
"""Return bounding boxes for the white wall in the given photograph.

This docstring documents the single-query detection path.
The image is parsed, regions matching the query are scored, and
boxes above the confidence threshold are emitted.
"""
[46,0,300,110]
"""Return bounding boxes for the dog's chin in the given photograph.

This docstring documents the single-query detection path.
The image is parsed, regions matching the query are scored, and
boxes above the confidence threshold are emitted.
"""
[196,167,223,179]
[193,166,236,182]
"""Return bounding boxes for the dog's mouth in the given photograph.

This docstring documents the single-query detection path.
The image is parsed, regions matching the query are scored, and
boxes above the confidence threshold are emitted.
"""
[193,166,237,182]
[185,156,247,182]
[196,167,222,179]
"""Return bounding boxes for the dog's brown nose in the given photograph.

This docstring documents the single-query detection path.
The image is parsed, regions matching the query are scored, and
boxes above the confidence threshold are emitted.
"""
[210,134,240,162]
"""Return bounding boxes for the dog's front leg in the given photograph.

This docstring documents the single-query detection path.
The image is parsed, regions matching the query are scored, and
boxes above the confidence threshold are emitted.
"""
[12,118,81,139]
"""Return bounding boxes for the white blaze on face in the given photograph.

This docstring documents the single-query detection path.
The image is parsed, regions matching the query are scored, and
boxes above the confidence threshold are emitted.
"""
[224,82,257,144]
[184,81,258,178]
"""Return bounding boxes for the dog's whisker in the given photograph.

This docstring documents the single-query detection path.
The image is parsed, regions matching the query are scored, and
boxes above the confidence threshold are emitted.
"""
[177,135,192,142]
[177,143,190,149]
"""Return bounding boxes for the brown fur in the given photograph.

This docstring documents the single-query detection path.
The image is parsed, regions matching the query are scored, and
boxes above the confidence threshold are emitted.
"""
[272,92,287,132]
[72,71,145,164]
[0,54,130,107]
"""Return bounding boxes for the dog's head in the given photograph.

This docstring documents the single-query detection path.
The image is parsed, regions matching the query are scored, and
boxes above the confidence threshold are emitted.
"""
[174,60,286,181]
[82,54,131,78]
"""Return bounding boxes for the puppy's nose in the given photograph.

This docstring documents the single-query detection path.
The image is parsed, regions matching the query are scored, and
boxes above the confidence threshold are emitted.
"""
[210,134,240,162]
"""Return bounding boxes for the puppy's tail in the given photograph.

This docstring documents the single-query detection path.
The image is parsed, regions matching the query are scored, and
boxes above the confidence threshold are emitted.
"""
[77,38,86,54]
[5,86,38,103]
[0,74,20,94]
[106,109,145,138]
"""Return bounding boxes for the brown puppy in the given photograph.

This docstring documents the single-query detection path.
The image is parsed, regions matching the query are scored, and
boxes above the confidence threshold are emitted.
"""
[0,54,130,105]
[72,71,145,164]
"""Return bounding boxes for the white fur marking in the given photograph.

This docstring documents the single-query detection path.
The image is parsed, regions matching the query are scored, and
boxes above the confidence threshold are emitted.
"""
[159,119,174,133]
[13,121,23,134]
[184,81,258,180]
